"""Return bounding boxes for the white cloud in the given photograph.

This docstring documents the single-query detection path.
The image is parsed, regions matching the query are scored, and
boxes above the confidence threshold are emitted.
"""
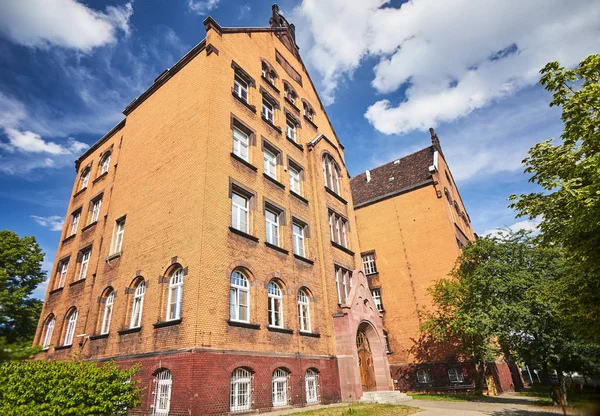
[0,0,133,52]
[294,0,600,132]
[3,128,69,154]
[239,4,251,20]
[484,218,542,237]
[188,0,220,14]
[31,215,64,231]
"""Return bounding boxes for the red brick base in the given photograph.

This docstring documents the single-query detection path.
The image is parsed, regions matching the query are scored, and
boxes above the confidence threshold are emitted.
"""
[108,350,341,415]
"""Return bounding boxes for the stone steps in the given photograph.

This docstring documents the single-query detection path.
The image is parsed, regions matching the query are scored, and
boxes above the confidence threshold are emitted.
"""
[359,390,413,404]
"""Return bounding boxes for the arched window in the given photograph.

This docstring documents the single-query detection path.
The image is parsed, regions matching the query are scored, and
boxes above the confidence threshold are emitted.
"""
[272,368,289,407]
[303,101,316,121]
[267,281,283,328]
[100,289,115,335]
[129,280,145,328]
[417,369,432,384]
[448,368,464,383]
[42,314,55,349]
[100,152,111,175]
[230,270,249,322]
[80,168,90,190]
[261,61,277,85]
[283,81,297,105]
[298,289,311,333]
[63,308,78,346]
[322,154,341,195]
[153,369,172,416]
[230,368,252,412]
[167,267,184,321]
[305,369,319,403]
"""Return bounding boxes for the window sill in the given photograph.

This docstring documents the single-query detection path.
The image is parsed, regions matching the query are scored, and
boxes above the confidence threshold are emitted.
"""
[72,187,87,198]
[331,241,355,256]
[81,221,98,232]
[287,137,304,152]
[299,331,320,338]
[49,287,64,295]
[232,91,257,113]
[267,326,294,334]
[118,327,142,335]
[231,152,258,172]
[265,242,289,255]
[62,234,76,244]
[294,254,314,265]
[54,344,72,351]
[229,226,259,242]
[262,76,280,94]
[227,320,260,330]
[304,115,318,130]
[93,171,108,184]
[89,333,109,341]
[290,190,308,204]
[263,173,285,190]
[285,97,300,113]
[106,252,121,261]
[325,186,348,204]
[69,279,86,287]
[262,116,282,135]
[153,318,182,329]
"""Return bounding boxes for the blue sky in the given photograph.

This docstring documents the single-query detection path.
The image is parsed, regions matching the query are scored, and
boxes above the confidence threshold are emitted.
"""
[0,0,599,298]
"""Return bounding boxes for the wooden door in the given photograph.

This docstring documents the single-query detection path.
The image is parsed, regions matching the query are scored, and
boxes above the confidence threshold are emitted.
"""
[357,331,376,392]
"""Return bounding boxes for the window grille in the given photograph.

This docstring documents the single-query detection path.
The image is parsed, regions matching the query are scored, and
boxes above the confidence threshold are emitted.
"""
[448,368,464,383]
[153,370,172,416]
[272,368,289,407]
[305,370,319,403]
[230,368,252,412]
[417,369,432,384]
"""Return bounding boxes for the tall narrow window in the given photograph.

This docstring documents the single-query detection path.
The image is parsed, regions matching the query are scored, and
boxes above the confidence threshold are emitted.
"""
[292,222,305,257]
[90,197,102,224]
[362,253,377,275]
[111,218,126,255]
[42,316,55,349]
[322,154,341,195]
[335,266,352,304]
[100,290,115,335]
[329,211,349,248]
[289,165,301,195]
[305,369,319,404]
[265,209,279,246]
[100,152,111,175]
[69,211,80,236]
[77,249,91,281]
[232,127,249,162]
[80,169,90,190]
[263,148,277,179]
[267,281,283,328]
[448,368,464,383]
[285,118,296,142]
[230,368,252,412]
[63,309,78,346]
[167,267,184,321]
[231,191,249,233]
[230,271,249,322]
[383,330,391,353]
[298,289,311,332]
[272,368,289,407]
[129,280,145,328]
[262,98,274,123]
[371,288,384,312]
[56,258,69,289]
[153,369,172,416]
[233,75,249,103]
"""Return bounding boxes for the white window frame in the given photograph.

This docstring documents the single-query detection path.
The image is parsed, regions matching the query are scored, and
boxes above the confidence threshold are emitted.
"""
[167,268,184,321]
[56,259,69,289]
[230,368,252,412]
[305,370,319,404]
[231,191,249,233]
[263,148,277,179]
[100,290,115,335]
[267,281,283,328]
[232,127,250,162]
[289,165,301,195]
[448,368,464,383]
[298,289,311,333]
[371,289,384,312]
[153,370,172,416]
[90,198,102,224]
[80,169,89,190]
[77,249,90,281]
[272,368,289,407]
[233,75,249,103]
[100,153,111,175]
[42,317,55,349]
[129,281,145,328]
[262,98,274,123]
[111,218,125,255]
[292,222,305,257]
[69,212,80,236]
[230,271,250,323]
[362,254,377,275]
[63,309,78,346]
[265,208,279,246]
[417,369,432,384]
[285,118,296,142]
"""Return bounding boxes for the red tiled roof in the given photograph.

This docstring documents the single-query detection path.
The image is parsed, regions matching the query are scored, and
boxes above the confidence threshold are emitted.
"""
[350,146,434,208]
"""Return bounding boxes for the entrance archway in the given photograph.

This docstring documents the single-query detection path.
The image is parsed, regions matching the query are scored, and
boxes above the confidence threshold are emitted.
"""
[356,328,376,392]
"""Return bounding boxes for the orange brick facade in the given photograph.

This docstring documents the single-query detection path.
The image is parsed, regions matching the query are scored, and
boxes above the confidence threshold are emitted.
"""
[34,8,393,415]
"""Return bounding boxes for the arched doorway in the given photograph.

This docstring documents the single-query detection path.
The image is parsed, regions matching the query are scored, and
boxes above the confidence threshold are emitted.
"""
[356,328,376,392]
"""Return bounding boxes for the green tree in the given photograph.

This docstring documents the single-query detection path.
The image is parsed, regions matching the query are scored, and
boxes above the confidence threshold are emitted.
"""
[0,360,142,415]
[0,230,47,360]
[509,54,600,343]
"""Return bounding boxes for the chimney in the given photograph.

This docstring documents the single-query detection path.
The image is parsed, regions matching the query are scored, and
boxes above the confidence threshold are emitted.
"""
[366,170,371,183]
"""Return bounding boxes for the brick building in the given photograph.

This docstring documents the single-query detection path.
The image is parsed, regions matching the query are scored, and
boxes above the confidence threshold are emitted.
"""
[34,6,393,415]
[350,129,515,393]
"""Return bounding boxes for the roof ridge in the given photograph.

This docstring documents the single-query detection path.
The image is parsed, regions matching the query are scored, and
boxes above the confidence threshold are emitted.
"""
[352,145,433,179]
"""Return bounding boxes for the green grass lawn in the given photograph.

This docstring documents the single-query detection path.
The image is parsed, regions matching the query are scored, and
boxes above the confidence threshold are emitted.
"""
[288,403,420,415]
[520,385,600,410]
[408,392,484,401]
